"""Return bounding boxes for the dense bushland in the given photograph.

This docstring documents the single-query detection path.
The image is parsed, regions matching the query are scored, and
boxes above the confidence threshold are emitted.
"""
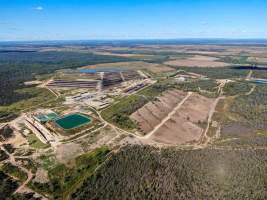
[72,145,267,200]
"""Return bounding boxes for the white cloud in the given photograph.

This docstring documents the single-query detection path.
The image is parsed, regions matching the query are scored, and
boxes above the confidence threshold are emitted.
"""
[34,6,44,11]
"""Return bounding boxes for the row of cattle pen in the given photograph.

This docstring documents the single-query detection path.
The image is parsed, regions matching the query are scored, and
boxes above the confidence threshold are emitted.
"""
[47,70,144,89]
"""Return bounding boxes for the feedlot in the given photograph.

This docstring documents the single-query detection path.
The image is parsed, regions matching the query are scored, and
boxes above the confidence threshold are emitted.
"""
[131,90,215,145]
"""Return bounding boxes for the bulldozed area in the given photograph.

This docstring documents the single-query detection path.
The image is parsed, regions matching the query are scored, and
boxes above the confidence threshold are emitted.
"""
[131,90,215,144]
[165,55,231,68]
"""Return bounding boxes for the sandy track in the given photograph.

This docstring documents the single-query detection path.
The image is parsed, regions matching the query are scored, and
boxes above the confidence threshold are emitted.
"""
[0,146,33,194]
[149,93,214,145]
[131,91,215,145]
[143,92,192,139]
[199,96,225,145]
[130,90,187,134]
[246,70,253,80]
[201,83,257,145]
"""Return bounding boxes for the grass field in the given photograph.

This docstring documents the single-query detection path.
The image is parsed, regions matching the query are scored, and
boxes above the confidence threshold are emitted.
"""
[27,133,50,149]
[101,82,173,130]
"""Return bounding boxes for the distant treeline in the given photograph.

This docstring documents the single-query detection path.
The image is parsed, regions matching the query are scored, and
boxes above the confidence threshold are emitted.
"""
[0,50,135,107]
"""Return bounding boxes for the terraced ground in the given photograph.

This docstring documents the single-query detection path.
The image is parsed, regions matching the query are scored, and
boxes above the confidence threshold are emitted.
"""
[130,90,187,134]
[131,90,215,144]
[151,93,214,144]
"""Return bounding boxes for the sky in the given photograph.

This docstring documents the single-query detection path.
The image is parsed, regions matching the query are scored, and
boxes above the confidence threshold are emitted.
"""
[1,0,267,41]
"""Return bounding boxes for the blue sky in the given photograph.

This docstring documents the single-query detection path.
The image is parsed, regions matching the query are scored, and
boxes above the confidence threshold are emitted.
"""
[1,0,267,41]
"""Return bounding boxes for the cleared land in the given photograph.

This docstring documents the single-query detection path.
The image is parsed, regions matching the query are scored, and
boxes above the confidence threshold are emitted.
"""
[165,55,231,67]
[81,61,174,73]
[151,93,214,144]
[131,90,187,134]
[131,90,215,144]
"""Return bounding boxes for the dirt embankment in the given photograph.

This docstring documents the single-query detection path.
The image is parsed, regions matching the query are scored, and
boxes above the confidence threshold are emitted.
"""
[131,90,215,145]
[130,90,187,134]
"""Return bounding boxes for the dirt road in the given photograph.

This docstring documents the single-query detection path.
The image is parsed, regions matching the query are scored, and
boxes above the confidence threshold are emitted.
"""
[200,96,225,145]
[141,92,192,139]
[246,70,253,80]
[0,146,33,194]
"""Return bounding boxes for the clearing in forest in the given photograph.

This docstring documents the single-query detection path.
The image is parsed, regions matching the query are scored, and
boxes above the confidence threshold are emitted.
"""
[131,90,215,144]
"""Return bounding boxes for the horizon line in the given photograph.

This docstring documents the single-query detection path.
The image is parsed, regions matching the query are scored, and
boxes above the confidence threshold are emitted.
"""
[2,37,267,43]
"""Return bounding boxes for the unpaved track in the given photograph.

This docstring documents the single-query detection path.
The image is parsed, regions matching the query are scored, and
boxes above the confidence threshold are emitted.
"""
[142,92,192,139]
[246,70,253,80]
[0,146,33,194]
[200,83,257,146]
[20,85,60,113]
[200,96,225,145]
[246,84,256,95]
[14,169,33,194]
[98,80,257,146]
[45,86,60,98]
[120,72,125,81]
[99,92,193,140]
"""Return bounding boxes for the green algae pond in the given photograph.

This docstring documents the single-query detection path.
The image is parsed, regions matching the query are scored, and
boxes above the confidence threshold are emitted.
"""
[55,113,91,130]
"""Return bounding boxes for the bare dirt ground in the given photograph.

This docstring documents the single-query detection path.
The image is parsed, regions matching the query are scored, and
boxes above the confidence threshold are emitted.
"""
[72,124,120,152]
[33,168,49,184]
[55,143,84,163]
[150,117,202,145]
[165,55,230,68]
[93,51,155,59]
[178,93,215,123]
[81,61,174,73]
[188,55,220,61]
[131,89,215,145]
[2,131,27,148]
[150,93,215,145]
[130,90,187,134]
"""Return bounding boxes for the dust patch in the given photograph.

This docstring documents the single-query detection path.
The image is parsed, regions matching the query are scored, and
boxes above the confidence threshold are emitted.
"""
[133,91,215,145]
[55,143,84,163]
[130,90,187,134]
[33,168,49,183]
[165,55,230,67]
[151,93,214,145]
